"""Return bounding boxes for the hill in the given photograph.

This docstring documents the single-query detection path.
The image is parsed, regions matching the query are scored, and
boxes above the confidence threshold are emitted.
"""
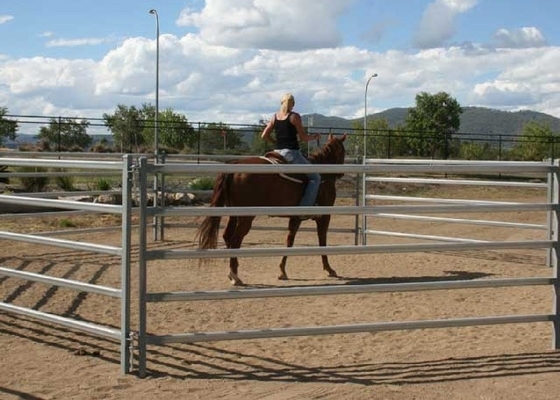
[303,107,560,138]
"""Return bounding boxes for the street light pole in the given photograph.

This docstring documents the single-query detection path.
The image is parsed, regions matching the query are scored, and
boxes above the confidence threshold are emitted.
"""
[149,9,161,240]
[149,9,159,157]
[363,73,378,159]
[361,73,377,246]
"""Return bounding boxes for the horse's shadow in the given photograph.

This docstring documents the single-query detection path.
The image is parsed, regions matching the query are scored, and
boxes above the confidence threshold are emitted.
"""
[247,270,493,289]
[338,270,494,286]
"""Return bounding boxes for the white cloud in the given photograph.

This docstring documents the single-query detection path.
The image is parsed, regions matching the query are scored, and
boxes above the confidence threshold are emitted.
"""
[0,56,104,125]
[0,57,95,94]
[176,0,353,50]
[469,47,560,114]
[473,81,538,107]
[494,27,547,49]
[0,15,14,24]
[46,38,109,47]
[1,8,559,126]
[413,0,478,49]
[441,0,478,12]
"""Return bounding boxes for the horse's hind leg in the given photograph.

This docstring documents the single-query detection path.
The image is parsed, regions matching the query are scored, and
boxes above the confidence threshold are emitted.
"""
[278,217,302,280]
[315,215,337,277]
[223,216,243,285]
[226,216,254,286]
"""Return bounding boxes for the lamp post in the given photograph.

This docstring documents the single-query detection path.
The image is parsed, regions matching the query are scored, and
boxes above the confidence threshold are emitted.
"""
[363,73,378,159]
[149,9,161,240]
[361,73,377,246]
[149,9,159,157]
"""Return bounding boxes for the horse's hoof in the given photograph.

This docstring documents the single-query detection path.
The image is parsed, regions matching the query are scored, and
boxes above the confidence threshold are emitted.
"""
[326,270,338,278]
[278,274,288,280]
[229,273,244,286]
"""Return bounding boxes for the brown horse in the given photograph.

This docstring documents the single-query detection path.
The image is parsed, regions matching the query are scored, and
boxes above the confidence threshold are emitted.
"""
[196,133,347,286]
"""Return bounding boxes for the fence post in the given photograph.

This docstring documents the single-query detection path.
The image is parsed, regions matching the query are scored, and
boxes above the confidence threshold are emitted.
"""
[152,152,159,241]
[159,152,166,241]
[138,157,149,377]
[361,155,368,245]
[552,160,560,349]
[354,156,361,246]
[120,155,133,373]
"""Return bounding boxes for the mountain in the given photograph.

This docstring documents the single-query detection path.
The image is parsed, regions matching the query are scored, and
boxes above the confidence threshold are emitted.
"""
[303,107,560,138]
[2,133,114,150]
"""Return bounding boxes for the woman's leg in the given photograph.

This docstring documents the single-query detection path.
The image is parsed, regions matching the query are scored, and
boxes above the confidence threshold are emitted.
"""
[291,152,320,207]
[275,149,320,207]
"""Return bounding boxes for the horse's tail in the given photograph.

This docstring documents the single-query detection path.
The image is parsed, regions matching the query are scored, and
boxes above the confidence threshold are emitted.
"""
[196,173,229,250]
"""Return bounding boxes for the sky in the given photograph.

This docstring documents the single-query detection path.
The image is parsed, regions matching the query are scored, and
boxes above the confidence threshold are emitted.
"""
[1,0,559,133]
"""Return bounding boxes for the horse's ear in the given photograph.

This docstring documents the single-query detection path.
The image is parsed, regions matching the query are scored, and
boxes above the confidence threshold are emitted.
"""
[328,134,334,141]
[341,133,347,141]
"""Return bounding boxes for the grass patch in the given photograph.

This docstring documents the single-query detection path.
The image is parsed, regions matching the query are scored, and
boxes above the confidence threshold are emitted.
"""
[92,177,113,191]
[55,173,76,191]
[58,218,77,228]
[188,176,215,190]
[16,166,50,192]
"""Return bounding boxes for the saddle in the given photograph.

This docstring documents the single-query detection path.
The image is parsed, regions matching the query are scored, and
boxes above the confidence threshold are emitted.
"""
[261,152,306,184]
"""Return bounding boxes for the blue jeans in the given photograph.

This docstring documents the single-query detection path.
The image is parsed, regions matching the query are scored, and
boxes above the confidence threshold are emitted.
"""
[275,149,321,207]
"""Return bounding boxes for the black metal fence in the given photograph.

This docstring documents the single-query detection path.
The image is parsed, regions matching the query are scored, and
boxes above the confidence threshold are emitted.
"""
[4,114,560,161]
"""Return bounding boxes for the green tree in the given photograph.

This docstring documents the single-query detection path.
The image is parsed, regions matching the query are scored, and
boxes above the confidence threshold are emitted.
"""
[381,125,414,158]
[250,119,268,154]
[199,123,245,154]
[405,92,462,158]
[103,105,145,152]
[0,107,18,146]
[143,107,196,151]
[510,121,558,161]
[37,117,91,151]
[369,120,392,158]
[349,118,394,158]
[460,141,486,160]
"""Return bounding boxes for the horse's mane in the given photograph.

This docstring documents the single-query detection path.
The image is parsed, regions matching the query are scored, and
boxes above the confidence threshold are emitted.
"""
[308,137,345,164]
[308,136,346,180]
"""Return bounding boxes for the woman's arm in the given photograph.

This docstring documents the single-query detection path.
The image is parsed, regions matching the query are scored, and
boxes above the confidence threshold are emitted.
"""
[291,112,320,142]
[261,114,276,144]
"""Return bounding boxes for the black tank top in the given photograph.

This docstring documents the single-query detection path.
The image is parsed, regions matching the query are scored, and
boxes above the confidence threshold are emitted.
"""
[274,113,300,150]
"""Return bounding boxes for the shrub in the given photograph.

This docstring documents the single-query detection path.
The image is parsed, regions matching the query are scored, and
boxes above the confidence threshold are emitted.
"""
[93,177,113,191]
[188,176,215,190]
[91,143,114,153]
[0,165,8,184]
[17,166,50,192]
[55,172,76,191]
[59,218,76,228]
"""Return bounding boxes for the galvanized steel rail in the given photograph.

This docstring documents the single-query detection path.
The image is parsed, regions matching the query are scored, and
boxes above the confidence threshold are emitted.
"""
[135,158,560,378]
[0,155,134,374]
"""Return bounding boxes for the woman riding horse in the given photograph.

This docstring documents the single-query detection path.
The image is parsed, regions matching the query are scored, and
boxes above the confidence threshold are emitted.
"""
[261,93,321,211]
[196,133,347,286]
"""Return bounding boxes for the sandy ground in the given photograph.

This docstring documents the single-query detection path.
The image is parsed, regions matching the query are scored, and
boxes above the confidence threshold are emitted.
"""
[1,185,560,399]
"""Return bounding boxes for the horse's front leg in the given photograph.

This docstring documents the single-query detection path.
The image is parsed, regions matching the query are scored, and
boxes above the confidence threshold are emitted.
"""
[228,258,242,286]
[315,215,337,277]
[278,217,302,280]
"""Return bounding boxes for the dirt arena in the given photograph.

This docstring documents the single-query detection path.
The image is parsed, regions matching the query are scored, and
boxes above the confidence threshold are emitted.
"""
[1,185,560,399]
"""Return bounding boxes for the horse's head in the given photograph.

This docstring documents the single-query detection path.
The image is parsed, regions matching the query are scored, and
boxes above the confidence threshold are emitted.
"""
[309,133,347,180]
[326,133,347,165]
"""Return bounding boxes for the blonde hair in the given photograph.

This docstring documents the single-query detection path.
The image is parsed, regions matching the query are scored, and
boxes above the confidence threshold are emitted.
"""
[280,93,295,113]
